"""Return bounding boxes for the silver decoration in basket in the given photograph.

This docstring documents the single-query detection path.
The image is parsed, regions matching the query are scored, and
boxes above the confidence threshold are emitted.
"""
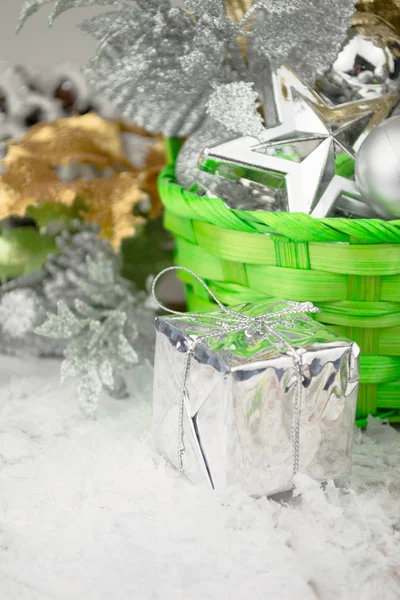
[355,115,400,219]
[199,65,398,217]
[175,116,282,212]
[316,14,400,105]
[152,267,360,496]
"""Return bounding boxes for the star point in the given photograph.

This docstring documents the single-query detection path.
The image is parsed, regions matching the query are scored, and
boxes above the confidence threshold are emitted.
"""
[199,66,399,217]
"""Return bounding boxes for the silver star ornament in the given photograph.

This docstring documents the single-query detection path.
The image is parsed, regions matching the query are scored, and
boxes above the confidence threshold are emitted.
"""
[199,66,399,217]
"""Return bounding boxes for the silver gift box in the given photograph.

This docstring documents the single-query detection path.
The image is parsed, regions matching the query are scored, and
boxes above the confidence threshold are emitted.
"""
[153,301,359,496]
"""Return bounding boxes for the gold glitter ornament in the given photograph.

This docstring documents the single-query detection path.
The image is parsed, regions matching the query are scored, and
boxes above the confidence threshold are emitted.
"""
[0,114,165,249]
[356,0,400,34]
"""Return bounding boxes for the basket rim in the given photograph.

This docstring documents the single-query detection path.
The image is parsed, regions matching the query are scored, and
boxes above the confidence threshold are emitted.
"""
[159,166,400,244]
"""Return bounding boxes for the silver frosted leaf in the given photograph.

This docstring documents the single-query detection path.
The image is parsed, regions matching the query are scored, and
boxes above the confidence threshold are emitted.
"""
[77,367,103,418]
[36,301,86,339]
[60,356,79,381]
[85,254,116,286]
[0,223,154,379]
[17,0,355,135]
[247,0,356,85]
[47,0,127,25]
[98,357,114,388]
[18,225,154,415]
[206,82,264,137]
[117,333,139,365]
[18,0,245,136]
[17,0,54,30]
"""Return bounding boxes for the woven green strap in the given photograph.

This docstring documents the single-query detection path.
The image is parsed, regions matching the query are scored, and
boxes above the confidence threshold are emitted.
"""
[159,166,400,244]
[164,138,183,165]
[158,164,400,426]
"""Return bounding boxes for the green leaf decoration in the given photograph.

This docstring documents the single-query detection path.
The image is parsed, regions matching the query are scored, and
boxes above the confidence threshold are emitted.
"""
[26,198,88,229]
[0,227,59,282]
[335,153,355,178]
[121,217,173,290]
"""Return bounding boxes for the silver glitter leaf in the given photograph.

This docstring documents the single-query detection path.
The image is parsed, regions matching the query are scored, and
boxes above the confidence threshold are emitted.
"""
[39,297,140,416]
[17,0,54,30]
[98,357,114,388]
[206,82,264,137]
[85,254,115,286]
[17,0,355,135]
[36,301,86,339]
[30,234,152,416]
[0,224,155,369]
[60,356,79,381]
[247,0,356,85]
[17,0,245,136]
[117,333,138,365]
[77,367,103,418]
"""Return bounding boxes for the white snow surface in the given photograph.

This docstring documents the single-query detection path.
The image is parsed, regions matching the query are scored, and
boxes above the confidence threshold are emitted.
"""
[0,355,399,600]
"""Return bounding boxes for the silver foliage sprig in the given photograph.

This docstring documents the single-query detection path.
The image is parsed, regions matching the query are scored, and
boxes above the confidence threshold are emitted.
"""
[247,0,356,86]
[0,224,114,358]
[17,0,246,137]
[36,251,141,417]
[0,224,155,415]
[17,0,355,135]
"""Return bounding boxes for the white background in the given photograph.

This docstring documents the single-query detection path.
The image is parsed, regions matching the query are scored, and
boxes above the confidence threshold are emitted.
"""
[0,1,183,68]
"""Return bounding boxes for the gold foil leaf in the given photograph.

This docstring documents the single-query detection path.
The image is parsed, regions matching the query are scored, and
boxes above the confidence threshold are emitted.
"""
[8,113,135,171]
[0,113,166,249]
[356,1,400,35]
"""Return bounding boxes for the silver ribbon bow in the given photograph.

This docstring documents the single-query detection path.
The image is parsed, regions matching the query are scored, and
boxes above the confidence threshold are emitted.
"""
[152,266,320,482]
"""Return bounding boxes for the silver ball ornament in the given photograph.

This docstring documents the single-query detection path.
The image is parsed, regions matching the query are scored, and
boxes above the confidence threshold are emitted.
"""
[355,116,400,219]
[318,31,400,103]
[316,10,400,104]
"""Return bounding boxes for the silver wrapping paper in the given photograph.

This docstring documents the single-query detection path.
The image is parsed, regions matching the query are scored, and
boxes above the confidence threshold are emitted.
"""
[153,301,359,496]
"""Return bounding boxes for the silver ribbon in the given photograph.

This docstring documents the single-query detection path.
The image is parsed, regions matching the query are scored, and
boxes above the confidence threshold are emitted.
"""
[152,266,320,482]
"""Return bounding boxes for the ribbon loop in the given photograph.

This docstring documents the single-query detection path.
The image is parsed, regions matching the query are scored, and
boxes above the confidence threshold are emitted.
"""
[152,266,319,321]
[152,265,227,315]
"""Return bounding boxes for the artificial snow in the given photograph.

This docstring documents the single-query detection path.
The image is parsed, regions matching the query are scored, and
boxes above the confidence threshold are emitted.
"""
[0,355,399,600]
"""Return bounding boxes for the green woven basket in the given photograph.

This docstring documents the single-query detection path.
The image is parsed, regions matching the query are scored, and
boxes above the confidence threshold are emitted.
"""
[159,141,400,426]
